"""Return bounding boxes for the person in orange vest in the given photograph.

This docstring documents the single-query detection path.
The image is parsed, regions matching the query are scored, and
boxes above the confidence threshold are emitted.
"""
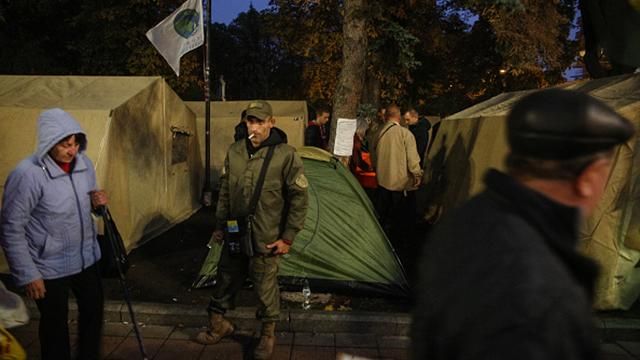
[350,119,377,200]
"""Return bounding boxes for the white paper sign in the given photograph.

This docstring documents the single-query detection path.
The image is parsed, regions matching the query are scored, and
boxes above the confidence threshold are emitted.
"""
[333,118,358,156]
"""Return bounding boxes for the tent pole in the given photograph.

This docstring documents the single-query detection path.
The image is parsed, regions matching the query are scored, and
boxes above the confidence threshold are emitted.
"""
[201,0,213,206]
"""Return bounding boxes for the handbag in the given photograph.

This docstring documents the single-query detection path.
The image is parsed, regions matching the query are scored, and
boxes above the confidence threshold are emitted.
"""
[226,145,275,257]
[97,207,130,278]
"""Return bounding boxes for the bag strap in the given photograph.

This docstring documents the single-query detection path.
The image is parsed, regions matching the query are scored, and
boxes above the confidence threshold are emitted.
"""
[248,145,276,215]
[376,122,397,144]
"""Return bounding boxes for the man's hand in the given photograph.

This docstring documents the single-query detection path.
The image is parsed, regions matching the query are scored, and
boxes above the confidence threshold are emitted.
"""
[266,240,290,255]
[413,175,422,188]
[25,278,46,300]
[212,230,224,244]
[90,190,108,209]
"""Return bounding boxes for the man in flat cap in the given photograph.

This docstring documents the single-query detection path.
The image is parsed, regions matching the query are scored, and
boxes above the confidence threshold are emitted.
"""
[411,89,634,360]
[196,100,308,359]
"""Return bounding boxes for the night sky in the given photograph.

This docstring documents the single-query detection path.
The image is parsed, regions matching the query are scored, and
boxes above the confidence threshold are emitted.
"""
[212,0,270,24]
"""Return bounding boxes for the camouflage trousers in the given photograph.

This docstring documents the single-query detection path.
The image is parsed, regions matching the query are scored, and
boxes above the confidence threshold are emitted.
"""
[207,242,281,322]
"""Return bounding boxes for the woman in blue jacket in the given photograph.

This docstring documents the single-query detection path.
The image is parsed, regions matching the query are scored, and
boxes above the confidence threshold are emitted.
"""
[0,108,107,360]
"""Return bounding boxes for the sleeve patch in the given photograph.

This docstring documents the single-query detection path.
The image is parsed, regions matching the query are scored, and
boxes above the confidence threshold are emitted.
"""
[295,174,309,189]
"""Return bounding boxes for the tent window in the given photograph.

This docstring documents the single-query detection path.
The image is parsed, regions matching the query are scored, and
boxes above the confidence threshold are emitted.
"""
[171,126,191,164]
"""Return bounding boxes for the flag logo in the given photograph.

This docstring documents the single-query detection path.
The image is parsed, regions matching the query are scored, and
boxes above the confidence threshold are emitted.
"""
[174,9,200,39]
[146,0,204,76]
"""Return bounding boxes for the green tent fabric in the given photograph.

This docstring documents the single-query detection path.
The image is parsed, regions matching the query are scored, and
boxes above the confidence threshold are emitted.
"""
[193,147,409,297]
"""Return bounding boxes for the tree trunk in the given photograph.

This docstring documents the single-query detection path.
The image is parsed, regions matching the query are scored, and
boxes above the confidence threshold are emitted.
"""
[329,0,368,155]
[361,59,381,109]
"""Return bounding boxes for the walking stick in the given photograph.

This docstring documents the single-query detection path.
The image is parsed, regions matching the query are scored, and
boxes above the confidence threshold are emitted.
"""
[100,207,149,360]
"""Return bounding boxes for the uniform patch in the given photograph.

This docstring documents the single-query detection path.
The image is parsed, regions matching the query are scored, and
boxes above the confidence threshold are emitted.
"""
[226,220,240,233]
[295,174,309,188]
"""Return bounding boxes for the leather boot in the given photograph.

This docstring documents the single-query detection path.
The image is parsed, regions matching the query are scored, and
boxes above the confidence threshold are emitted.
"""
[195,313,234,345]
[253,322,276,359]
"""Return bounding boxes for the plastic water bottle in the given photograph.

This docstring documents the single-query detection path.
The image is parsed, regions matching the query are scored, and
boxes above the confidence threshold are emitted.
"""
[302,279,311,310]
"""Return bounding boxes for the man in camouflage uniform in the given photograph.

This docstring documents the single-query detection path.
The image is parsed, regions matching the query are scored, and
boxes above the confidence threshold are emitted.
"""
[196,100,308,359]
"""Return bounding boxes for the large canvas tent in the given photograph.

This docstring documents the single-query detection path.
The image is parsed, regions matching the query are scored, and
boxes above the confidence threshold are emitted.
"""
[424,73,640,310]
[185,101,307,188]
[195,147,409,297]
[0,75,202,273]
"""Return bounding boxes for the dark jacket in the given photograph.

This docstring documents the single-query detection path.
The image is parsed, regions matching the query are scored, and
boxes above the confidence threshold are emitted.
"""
[412,169,600,360]
[409,117,431,165]
[304,121,328,149]
[216,128,308,254]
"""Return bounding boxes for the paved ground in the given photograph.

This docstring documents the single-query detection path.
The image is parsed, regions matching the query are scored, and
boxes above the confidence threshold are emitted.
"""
[9,319,410,360]
[7,319,640,360]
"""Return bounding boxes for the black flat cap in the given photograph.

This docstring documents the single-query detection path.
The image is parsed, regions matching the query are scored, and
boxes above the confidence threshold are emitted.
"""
[507,89,635,159]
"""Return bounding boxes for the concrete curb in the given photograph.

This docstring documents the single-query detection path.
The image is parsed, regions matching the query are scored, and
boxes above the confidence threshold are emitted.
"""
[24,300,639,339]
[25,300,412,336]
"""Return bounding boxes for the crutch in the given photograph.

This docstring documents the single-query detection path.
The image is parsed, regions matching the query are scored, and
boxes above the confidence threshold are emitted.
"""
[100,207,149,360]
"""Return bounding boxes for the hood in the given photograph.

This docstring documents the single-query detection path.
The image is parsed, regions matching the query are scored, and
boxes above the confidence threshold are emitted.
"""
[268,127,288,145]
[36,108,87,163]
[246,127,288,155]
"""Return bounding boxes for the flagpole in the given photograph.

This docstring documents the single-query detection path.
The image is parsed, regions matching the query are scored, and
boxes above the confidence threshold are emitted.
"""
[202,0,213,206]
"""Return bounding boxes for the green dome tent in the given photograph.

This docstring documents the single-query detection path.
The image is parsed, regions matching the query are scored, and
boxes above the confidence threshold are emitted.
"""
[194,147,409,297]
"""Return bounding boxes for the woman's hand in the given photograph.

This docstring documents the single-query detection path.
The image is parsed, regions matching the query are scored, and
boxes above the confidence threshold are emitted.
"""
[25,278,46,300]
[90,190,108,209]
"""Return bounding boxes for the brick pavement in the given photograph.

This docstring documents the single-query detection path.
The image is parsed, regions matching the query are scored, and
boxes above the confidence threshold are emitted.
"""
[7,319,640,360]
[7,320,411,359]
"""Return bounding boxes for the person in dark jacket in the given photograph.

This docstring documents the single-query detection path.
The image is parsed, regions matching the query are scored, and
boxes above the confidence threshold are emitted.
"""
[304,105,330,149]
[1,108,108,360]
[404,108,431,165]
[411,89,635,360]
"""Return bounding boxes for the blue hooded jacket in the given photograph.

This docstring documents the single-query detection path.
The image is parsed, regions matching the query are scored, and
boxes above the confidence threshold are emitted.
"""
[0,108,101,286]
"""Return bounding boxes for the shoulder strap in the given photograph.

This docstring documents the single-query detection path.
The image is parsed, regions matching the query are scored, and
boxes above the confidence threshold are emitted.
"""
[248,145,276,215]
[377,123,397,143]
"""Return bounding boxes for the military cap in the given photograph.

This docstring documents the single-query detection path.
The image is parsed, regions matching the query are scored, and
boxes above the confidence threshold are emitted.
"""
[245,100,273,121]
[507,89,634,159]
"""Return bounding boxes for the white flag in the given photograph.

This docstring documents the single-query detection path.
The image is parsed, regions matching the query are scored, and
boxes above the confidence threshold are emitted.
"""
[146,0,204,76]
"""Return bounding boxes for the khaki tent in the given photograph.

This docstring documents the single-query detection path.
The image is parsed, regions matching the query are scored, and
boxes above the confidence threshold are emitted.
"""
[185,101,307,187]
[0,75,202,273]
[424,73,640,310]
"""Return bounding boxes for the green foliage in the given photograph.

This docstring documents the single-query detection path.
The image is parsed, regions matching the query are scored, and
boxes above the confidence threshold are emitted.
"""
[266,0,343,102]
[406,0,579,115]
[207,5,305,100]
[366,1,423,102]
